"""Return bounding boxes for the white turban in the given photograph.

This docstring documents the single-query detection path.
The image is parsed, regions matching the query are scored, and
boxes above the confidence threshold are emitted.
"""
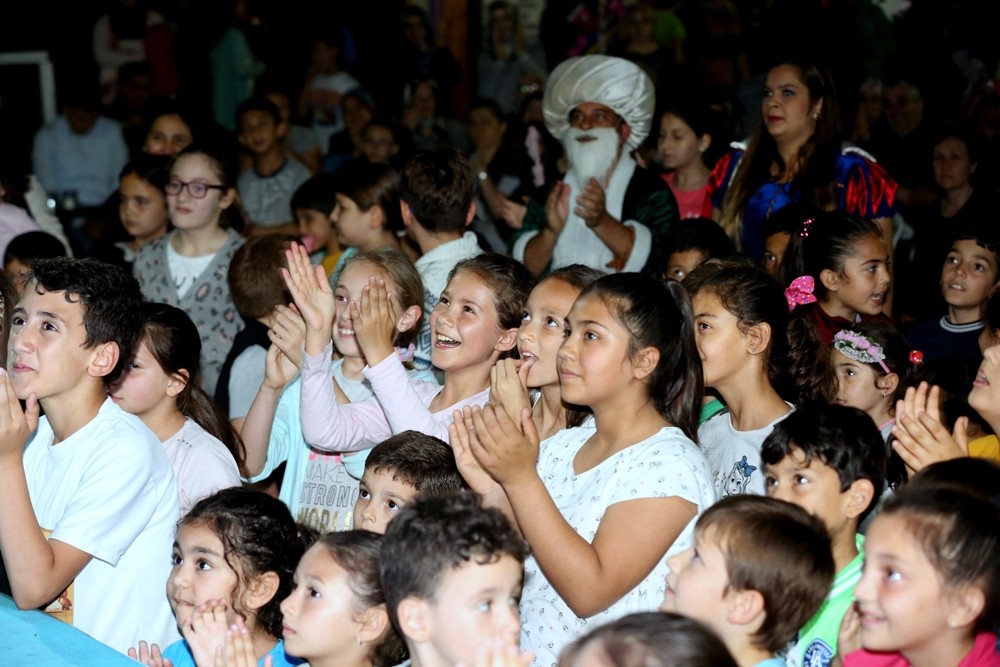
[543,55,655,150]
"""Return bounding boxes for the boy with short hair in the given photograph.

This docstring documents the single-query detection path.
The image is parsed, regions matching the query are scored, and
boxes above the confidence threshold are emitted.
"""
[353,430,466,534]
[236,95,311,236]
[399,148,484,370]
[290,172,342,273]
[0,257,179,652]
[660,217,737,282]
[662,495,834,667]
[216,233,295,429]
[761,404,888,667]
[380,492,526,667]
[907,221,1000,363]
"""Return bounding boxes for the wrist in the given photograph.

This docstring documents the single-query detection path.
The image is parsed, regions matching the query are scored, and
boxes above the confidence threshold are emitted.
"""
[304,331,332,357]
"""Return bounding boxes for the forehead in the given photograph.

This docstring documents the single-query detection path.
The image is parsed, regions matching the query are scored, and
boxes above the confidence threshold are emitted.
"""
[571,102,617,117]
[338,260,384,287]
[16,285,84,320]
[934,136,969,154]
[171,153,219,178]
[437,553,522,596]
[363,467,419,497]
[176,521,225,551]
[847,234,887,261]
[950,238,998,264]
[765,64,804,87]
[528,277,580,310]
[151,114,191,136]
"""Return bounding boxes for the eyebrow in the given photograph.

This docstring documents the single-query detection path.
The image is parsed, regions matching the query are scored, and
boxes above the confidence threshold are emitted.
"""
[694,312,717,319]
[569,319,608,330]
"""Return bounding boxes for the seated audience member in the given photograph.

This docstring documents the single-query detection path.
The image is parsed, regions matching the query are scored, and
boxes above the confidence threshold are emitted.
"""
[4,231,68,296]
[761,405,888,667]
[661,217,737,281]
[380,493,527,667]
[662,495,834,667]
[236,95,311,236]
[353,430,466,534]
[216,233,295,430]
[0,257,179,652]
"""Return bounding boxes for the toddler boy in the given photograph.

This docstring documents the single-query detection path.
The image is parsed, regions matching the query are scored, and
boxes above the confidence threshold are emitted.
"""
[907,221,1000,362]
[290,172,342,273]
[380,492,526,667]
[662,495,834,667]
[399,148,484,370]
[0,257,179,652]
[761,404,887,667]
[353,430,465,533]
[236,95,311,236]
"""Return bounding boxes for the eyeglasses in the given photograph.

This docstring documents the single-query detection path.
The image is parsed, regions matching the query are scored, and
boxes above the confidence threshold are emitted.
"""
[165,180,228,198]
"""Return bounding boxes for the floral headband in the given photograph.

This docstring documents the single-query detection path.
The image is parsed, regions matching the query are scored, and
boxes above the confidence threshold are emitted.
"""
[833,330,890,374]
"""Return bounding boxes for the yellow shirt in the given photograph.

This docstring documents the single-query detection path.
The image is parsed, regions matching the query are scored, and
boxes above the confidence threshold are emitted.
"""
[969,435,1000,461]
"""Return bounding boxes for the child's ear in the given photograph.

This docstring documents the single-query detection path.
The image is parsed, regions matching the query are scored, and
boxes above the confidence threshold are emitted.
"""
[631,345,661,381]
[843,478,876,520]
[219,187,237,211]
[819,268,840,292]
[697,133,712,154]
[276,119,289,140]
[464,201,477,227]
[877,372,899,398]
[400,201,416,229]
[166,369,189,398]
[368,205,385,230]
[745,322,771,356]
[396,305,423,335]
[397,597,431,643]
[494,327,519,353]
[356,605,391,645]
[947,584,986,631]
[88,341,120,379]
[726,588,766,627]
[242,571,280,612]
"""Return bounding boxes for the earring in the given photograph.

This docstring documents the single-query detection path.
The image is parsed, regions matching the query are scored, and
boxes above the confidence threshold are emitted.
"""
[812,112,820,120]
[881,390,887,397]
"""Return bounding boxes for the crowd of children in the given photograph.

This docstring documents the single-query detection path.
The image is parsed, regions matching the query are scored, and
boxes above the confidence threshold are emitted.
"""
[2,11,1000,667]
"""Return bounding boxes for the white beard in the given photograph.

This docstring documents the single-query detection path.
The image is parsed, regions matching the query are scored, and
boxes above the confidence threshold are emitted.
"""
[563,127,623,186]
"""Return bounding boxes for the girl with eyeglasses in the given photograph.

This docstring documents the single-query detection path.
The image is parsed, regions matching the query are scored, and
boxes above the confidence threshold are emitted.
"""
[133,142,247,395]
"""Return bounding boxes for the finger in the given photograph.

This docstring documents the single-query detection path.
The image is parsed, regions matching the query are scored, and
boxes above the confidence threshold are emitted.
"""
[954,416,970,452]
[521,406,541,447]
[517,356,534,388]
[926,384,942,423]
[128,647,139,661]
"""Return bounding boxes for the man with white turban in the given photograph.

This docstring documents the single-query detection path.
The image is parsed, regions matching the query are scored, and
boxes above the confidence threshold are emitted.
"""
[512,55,678,275]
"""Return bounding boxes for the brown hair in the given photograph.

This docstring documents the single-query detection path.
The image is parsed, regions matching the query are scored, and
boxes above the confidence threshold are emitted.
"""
[228,234,295,320]
[342,248,424,351]
[696,495,834,651]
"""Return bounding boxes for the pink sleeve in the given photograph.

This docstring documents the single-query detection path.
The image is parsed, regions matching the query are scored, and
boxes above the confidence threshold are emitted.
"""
[299,342,394,452]
[364,354,452,442]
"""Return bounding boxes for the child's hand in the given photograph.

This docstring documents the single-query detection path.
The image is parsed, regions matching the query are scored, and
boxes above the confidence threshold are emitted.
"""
[495,193,527,230]
[836,603,862,658]
[128,640,174,667]
[450,409,503,496]
[351,276,397,366]
[281,242,335,353]
[262,343,298,391]
[0,368,39,461]
[891,382,968,476]
[182,599,233,667]
[489,358,534,433]
[267,304,306,369]
[460,405,540,486]
[214,618,273,667]
[456,638,534,667]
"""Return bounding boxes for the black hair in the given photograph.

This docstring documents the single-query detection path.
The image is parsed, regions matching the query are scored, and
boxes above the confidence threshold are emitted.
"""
[27,257,144,385]
[910,457,1000,514]
[174,141,247,232]
[580,274,703,441]
[119,152,172,191]
[399,148,475,234]
[181,488,314,640]
[663,218,737,264]
[364,431,466,497]
[137,302,246,474]
[337,161,404,232]
[762,404,888,520]
[235,95,282,130]
[468,97,507,124]
[290,172,339,217]
[380,493,526,633]
[4,231,67,265]
[559,612,739,667]
[951,220,1000,280]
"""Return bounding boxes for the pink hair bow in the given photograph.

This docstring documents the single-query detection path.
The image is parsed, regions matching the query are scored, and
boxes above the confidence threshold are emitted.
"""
[785,275,817,311]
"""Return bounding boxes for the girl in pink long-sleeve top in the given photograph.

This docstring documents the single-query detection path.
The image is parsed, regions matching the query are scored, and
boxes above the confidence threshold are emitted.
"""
[284,243,532,453]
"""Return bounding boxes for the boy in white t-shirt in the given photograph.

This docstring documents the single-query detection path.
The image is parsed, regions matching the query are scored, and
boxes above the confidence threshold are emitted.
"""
[0,257,180,653]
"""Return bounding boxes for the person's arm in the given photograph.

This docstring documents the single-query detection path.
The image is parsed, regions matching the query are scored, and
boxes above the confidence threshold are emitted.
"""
[460,405,698,618]
[521,182,569,276]
[240,344,298,476]
[364,353,452,441]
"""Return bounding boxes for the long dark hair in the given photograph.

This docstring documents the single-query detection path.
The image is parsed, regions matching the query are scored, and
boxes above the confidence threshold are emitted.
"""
[581,274,703,441]
[720,58,842,247]
[140,302,247,475]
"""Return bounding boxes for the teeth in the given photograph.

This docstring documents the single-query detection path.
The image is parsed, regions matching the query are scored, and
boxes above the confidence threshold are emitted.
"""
[339,327,355,336]
[437,334,458,343]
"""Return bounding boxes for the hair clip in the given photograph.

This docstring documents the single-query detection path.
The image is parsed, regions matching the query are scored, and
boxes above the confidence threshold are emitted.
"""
[909,349,924,365]
[798,217,815,238]
[785,275,817,311]
[396,343,416,363]
[833,330,891,374]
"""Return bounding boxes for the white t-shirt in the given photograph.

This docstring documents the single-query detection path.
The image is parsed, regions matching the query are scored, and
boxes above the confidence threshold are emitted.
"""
[699,405,794,498]
[163,418,242,515]
[166,242,214,299]
[22,399,181,653]
[520,425,717,667]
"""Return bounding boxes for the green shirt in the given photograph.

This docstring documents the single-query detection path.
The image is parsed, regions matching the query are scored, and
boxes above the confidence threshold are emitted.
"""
[791,534,864,667]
